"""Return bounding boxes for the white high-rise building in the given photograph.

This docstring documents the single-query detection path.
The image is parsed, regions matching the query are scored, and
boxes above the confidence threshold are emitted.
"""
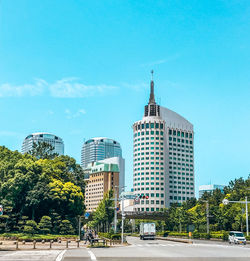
[21,132,64,155]
[133,72,195,211]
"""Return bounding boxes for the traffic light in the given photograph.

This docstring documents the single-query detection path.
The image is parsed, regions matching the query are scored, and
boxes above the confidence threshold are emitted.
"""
[138,194,149,200]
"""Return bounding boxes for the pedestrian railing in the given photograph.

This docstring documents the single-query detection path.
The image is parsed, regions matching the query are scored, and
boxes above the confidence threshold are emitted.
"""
[0,239,85,250]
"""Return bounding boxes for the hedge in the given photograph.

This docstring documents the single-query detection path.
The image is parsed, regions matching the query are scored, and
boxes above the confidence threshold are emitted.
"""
[98,232,121,240]
[0,233,78,241]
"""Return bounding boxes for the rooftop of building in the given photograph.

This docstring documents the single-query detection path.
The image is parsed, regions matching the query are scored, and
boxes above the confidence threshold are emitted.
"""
[199,184,226,190]
[84,137,121,145]
[85,161,120,174]
[24,132,63,140]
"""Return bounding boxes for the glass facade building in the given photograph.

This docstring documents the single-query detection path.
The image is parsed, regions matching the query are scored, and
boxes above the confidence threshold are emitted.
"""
[81,137,122,168]
[21,132,64,155]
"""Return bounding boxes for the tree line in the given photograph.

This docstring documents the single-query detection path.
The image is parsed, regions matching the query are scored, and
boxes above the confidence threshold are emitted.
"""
[0,144,85,235]
[87,175,250,235]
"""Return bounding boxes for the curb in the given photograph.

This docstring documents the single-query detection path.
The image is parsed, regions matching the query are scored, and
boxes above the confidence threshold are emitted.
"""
[155,237,193,244]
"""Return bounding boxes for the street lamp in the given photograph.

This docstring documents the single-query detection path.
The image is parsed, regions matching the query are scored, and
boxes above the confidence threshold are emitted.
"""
[114,185,119,233]
[222,197,249,236]
[120,186,126,244]
[201,200,212,234]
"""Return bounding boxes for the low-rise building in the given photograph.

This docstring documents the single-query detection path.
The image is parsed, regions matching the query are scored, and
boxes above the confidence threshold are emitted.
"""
[84,162,119,212]
[199,184,225,198]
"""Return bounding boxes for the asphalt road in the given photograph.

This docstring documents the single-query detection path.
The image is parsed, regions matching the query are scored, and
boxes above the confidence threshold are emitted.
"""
[1,237,250,261]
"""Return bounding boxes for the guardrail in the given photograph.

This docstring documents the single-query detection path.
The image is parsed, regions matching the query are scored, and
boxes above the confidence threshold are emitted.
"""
[0,239,83,250]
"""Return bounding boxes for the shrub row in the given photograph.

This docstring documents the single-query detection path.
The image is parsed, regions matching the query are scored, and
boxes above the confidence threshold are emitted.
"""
[98,232,121,240]
[156,231,229,241]
[0,233,78,241]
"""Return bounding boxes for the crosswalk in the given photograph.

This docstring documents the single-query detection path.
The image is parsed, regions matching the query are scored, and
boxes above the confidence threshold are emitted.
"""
[0,250,62,261]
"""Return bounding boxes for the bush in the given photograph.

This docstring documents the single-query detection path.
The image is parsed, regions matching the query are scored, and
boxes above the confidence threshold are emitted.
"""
[0,215,9,233]
[111,234,121,240]
[0,233,78,241]
[222,232,229,241]
[59,220,75,235]
[23,220,38,235]
[199,233,211,239]
[38,216,52,234]
[210,233,223,239]
[98,232,121,240]
[246,236,250,241]
[192,231,200,239]
[98,232,112,239]
[168,232,188,237]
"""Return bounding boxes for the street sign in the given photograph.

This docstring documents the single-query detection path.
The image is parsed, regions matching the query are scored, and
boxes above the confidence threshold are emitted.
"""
[84,212,90,219]
[0,205,3,216]
[222,199,229,205]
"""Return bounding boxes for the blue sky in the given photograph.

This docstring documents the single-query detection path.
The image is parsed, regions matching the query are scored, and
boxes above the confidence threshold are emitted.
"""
[0,0,250,195]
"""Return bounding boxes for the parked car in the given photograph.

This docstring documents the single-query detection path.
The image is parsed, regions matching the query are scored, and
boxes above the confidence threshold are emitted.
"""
[140,222,156,240]
[228,231,246,245]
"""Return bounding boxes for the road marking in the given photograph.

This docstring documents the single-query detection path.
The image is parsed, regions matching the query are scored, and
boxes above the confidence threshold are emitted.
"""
[56,250,67,261]
[88,250,97,261]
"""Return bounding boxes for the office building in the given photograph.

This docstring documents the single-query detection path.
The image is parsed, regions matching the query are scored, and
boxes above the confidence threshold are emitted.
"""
[133,72,195,211]
[84,162,120,212]
[199,184,225,198]
[98,156,125,195]
[81,137,122,168]
[21,132,64,155]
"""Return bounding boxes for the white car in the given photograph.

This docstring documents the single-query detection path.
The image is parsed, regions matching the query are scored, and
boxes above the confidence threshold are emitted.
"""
[229,231,246,245]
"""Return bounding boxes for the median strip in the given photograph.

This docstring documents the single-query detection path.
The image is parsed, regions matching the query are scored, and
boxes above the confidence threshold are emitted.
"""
[156,237,193,244]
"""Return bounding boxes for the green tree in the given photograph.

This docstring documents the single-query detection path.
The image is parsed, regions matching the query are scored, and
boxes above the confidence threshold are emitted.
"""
[29,141,58,160]
[18,216,29,231]
[24,220,38,234]
[0,146,84,234]
[38,216,52,234]
[91,190,114,232]
[0,215,9,233]
[59,220,75,235]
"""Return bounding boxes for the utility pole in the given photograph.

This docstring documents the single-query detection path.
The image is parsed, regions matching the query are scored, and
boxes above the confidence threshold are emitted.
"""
[201,200,210,234]
[206,201,209,234]
[78,215,81,241]
[121,187,125,244]
[246,197,249,236]
[114,185,118,233]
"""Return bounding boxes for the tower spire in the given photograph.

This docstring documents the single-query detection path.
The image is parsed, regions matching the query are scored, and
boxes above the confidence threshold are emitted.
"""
[149,70,155,104]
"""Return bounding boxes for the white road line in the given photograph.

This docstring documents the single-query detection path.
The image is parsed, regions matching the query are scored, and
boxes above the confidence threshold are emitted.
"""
[56,250,67,261]
[88,250,97,261]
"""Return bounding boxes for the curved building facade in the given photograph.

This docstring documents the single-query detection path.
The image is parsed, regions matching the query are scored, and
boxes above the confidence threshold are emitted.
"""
[81,137,122,168]
[21,132,64,155]
[133,72,195,211]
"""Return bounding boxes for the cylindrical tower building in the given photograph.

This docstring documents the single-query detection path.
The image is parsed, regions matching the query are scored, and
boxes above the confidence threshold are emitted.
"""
[133,72,166,211]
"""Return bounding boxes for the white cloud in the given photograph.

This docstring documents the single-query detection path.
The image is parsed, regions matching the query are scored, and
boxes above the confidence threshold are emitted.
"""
[65,108,87,119]
[0,78,117,98]
[0,80,45,97]
[122,82,148,91]
[49,78,117,98]
[141,54,181,67]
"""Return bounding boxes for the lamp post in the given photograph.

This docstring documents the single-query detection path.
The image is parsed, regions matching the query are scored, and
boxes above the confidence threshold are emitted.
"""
[114,185,119,233]
[121,187,125,244]
[222,197,249,236]
[201,200,210,234]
